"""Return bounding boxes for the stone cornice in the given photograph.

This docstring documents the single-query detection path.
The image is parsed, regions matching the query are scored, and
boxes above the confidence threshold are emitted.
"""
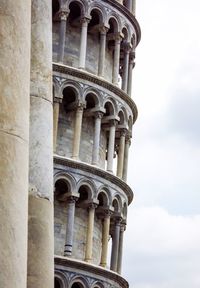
[53,63,138,125]
[102,0,141,45]
[54,155,134,204]
[55,256,129,288]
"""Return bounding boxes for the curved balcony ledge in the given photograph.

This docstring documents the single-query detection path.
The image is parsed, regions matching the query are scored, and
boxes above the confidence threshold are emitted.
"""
[55,255,129,288]
[102,0,141,45]
[53,63,138,125]
[54,155,134,204]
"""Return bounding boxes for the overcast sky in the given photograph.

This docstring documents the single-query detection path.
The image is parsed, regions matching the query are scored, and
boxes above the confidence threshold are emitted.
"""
[123,1,200,287]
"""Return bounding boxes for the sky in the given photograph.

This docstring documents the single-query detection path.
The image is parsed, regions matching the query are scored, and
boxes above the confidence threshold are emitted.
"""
[123,1,200,287]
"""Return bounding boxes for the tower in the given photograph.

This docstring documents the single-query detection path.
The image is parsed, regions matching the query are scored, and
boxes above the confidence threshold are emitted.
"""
[52,0,141,287]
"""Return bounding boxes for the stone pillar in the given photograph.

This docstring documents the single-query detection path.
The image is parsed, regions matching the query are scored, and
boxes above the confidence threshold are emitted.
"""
[0,2,31,288]
[112,34,122,85]
[107,120,117,173]
[98,27,107,77]
[72,104,84,160]
[110,219,121,272]
[100,213,111,267]
[57,10,68,63]
[122,45,130,93]
[122,136,131,182]
[64,197,76,256]
[126,0,132,11]
[127,52,135,97]
[53,100,60,152]
[28,1,54,288]
[117,224,125,274]
[132,0,136,15]
[85,204,96,262]
[79,17,90,69]
[117,130,126,178]
[92,112,103,165]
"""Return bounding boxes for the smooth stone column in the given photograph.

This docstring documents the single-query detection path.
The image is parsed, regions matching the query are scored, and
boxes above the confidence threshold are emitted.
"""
[122,46,130,93]
[132,0,136,15]
[98,27,107,77]
[64,197,76,256]
[112,34,121,85]
[126,0,132,11]
[28,1,54,288]
[57,10,68,63]
[117,224,125,274]
[117,130,126,178]
[53,100,60,152]
[100,213,111,267]
[92,112,103,165]
[122,136,131,182]
[107,120,117,173]
[72,104,84,160]
[85,204,96,262]
[110,219,121,272]
[127,52,135,97]
[0,2,31,288]
[79,18,90,69]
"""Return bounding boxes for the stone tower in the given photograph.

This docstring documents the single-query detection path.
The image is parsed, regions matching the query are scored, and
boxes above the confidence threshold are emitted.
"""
[52,0,140,287]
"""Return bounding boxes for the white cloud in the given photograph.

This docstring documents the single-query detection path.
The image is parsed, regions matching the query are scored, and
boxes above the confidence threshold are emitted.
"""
[123,207,200,288]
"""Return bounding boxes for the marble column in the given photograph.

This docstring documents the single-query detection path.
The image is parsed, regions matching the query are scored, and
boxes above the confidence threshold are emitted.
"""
[100,213,111,267]
[127,52,135,97]
[122,136,131,182]
[107,120,117,173]
[72,104,84,160]
[110,219,121,272]
[117,129,126,178]
[28,1,54,288]
[79,17,90,69]
[85,204,96,262]
[126,0,132,11]
[132,0,136,15]
[113,34,122,85]
[98,27,107,77]
[117,224,125,274]
[92,112,103,165]
[0,2,31,288]
[57,10,68,63]
[122,45,130,93]
[64,197,76,256]
[53,100,60,152]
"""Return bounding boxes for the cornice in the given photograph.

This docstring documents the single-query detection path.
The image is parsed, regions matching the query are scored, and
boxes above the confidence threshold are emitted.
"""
[55,256,129,288]
[102,0,141,45]
[54,155,134,204]
[53,63,138,124]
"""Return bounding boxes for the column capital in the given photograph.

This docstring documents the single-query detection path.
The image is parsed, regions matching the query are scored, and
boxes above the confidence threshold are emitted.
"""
[66,195,78,204]
[76,101,86,112]
[114,32,123,42]
[58,9,69,21]
[99,25,109,35]
[94,111,104,119]
[119,128,127,137]
[54,97,62,104]
[109,119,118,127]
[80,17,90,26]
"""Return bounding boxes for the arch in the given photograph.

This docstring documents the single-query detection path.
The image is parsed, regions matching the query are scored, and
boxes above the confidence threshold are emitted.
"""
[89,7,104,28]
[115,194,123,212]
[122,26,129,42]
[69,275,89,288]
[103,99,117,117]
[52,0,60,18]
[84,91,100,109]
[77,178,97,200]
[118,110,125,125]
[107,14,122,33]
[68,0,88,18]
[89,4,107,25]
[112,198,120,213]
[54,172,77,194]
[97,186,112,206]
[91,281,105,288]
[55,270,68,287]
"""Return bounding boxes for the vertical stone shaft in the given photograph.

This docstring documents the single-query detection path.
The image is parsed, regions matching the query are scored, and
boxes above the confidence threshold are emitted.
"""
[110,220,121,271]
[122,137,131,182]
[132,0,136,15]
[72,105,84,160]
[117,130,126,178]
[85,205,96,262]
[64,198,76,256]
[57,11,68,63]
[53,101,60,152]
[126,0,132,11]
[122,48,130,92]
[127,53,135,97]
[117,225,125,274]
[100,214,111,267]
[92,112,103,165]
[107,121,116,173]
[0,2,31,288]
[28,0,53,288]
[98,28,107,77]
[79,18,89,69]
[113,36,121,85]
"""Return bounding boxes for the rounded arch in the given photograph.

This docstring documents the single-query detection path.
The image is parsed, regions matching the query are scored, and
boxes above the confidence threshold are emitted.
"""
[89,4,107,25]
[118,110,125,125]
[54,172,77,194]
[89,7,104,27]
[122,26,129,42]
[107,14,122,33]
[84,90,100,109]
[67,0,88,18]
[112,198,120,213]
[69,275,89,288]
[55,270,68,287]
[91,281,105,288]
[97,186,112,206]
[103,98,117,117]
[77,178,97,200]
[52,0,60,18]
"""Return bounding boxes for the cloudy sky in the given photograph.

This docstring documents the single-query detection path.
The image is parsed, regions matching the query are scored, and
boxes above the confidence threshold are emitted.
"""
[123,1,200,287]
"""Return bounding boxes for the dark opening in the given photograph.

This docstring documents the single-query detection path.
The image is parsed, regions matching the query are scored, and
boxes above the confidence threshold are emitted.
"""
[55,278,61,288]
[85,94,96,109]
[89,10,101,29]
[68,2,81,24]
[52,0,59,18]
[78,186,89,202]
[55,179,69,195]
[62,87,77,111]
[71,283,83,288]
